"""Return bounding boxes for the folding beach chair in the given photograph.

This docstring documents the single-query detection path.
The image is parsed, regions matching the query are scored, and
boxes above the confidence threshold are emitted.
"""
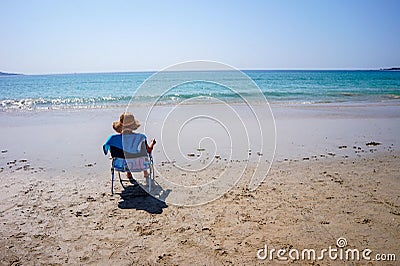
[103,133,155,195]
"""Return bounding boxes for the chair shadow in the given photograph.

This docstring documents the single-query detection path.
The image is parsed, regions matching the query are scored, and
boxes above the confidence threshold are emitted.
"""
[117,181,170,214]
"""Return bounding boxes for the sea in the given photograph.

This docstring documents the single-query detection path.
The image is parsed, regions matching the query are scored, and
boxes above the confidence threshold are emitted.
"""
[1,70,399,111]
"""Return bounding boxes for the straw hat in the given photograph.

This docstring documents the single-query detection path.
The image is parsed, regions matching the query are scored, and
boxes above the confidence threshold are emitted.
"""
[112,112,140,133]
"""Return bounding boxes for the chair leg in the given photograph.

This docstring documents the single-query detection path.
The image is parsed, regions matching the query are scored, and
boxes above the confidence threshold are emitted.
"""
[148,176,152,192]
[149,162,154,192]
[118,171,126,189]
[151,156,155,192]
[111,168,115,195]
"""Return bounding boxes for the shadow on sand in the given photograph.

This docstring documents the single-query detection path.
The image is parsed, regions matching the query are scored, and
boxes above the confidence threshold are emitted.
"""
[117,180,170,214]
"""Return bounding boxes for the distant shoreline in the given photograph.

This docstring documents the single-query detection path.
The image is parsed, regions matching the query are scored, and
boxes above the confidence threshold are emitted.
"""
[0,72,22,76]
[380,67,400,71]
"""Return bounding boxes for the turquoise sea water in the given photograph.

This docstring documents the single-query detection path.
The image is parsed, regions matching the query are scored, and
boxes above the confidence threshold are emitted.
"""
[0,70,399,111]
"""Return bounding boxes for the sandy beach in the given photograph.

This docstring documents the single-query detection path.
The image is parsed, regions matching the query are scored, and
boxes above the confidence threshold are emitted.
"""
[2,0,400,264]
[0,103,399,265]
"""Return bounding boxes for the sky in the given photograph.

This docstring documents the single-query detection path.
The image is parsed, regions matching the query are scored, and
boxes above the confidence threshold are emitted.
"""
[1,0,399,74]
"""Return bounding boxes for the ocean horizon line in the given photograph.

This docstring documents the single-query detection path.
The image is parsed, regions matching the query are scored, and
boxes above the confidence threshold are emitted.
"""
[2,67,399,76]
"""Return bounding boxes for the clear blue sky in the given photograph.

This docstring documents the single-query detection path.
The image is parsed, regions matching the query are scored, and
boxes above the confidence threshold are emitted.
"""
[1,0,399,74]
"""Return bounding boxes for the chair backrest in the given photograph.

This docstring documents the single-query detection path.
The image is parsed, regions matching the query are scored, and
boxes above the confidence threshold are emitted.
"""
[103,133,148,159]
[104,133,150,172]
[110,142,148,158]
[112,157,149,172]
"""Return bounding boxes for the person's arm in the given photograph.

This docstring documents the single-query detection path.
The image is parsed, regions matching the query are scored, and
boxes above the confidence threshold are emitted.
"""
[147,138,156,154]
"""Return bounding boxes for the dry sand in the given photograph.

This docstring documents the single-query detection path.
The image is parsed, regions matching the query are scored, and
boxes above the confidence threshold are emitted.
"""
[0,103,399,265]
[1,153,399,265]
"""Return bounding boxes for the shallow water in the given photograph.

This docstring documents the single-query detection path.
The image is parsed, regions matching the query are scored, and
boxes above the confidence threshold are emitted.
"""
[1,70,399,111]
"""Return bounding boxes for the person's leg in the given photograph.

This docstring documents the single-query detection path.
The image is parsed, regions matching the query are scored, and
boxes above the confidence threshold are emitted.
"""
[127,172,137,185]
[143,170,149,177]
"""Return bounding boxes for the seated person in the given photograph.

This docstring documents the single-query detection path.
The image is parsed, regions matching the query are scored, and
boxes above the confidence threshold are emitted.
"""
[111,112,156,179]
